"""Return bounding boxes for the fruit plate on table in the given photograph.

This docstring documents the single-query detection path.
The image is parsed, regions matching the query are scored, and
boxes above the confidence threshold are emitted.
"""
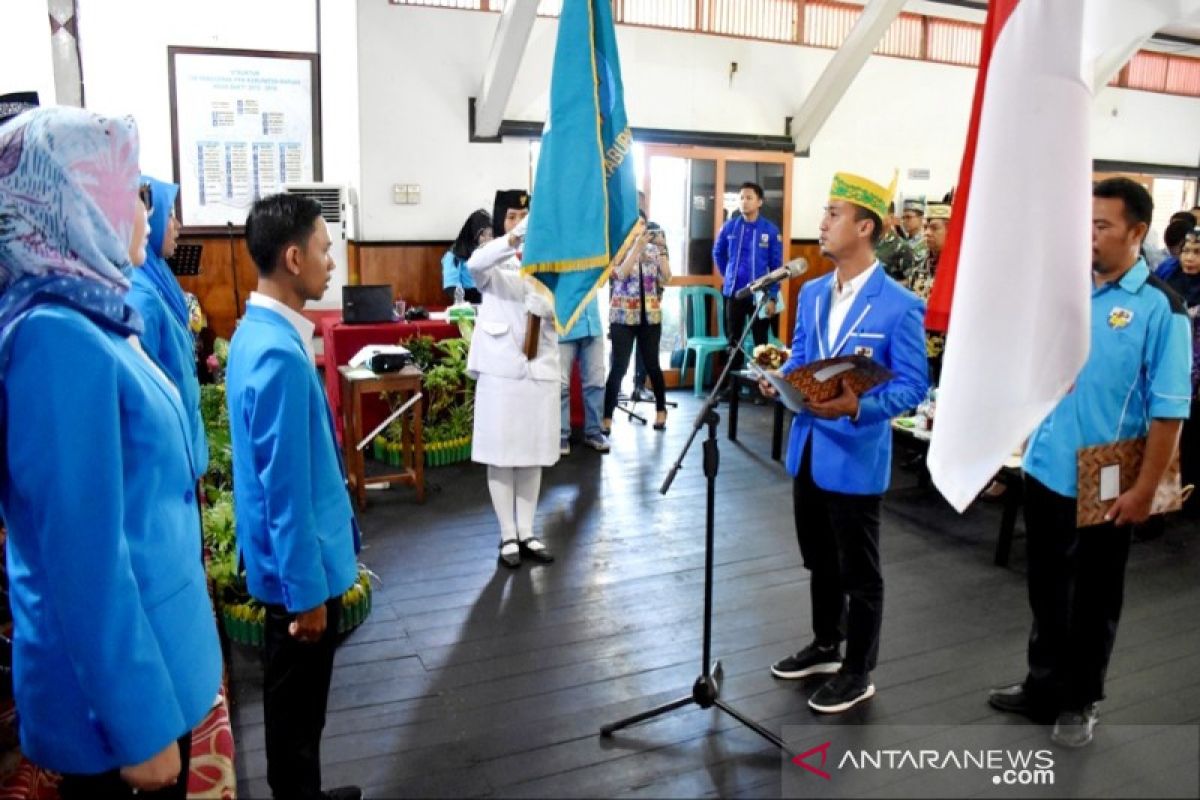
[892,416,931,441]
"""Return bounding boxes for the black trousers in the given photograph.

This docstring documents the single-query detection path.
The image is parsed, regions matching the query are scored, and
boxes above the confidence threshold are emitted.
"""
[1181,399,1200,517]
[1023,476,1133,710]
[793,442,884,676]
[750,314,776,348]
[59,734,191,800]
[605,323,666,416]
[264,597,342,799]
[724,293,766,371]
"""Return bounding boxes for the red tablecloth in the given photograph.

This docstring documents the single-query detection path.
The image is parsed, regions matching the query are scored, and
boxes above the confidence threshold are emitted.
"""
[323,320,459,440]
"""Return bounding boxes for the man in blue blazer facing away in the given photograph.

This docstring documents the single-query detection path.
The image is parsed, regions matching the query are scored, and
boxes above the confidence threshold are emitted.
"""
[762,171,929,714]
[227,194,362,800]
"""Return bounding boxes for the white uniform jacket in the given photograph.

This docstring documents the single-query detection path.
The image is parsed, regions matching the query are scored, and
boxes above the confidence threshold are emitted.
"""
[466,235,559,382]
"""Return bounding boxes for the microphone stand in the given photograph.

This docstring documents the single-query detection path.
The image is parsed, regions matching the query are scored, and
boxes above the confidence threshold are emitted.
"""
[600,287,789,754]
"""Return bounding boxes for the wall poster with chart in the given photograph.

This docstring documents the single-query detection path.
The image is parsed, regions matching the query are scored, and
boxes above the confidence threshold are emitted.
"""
[169,47,322,233]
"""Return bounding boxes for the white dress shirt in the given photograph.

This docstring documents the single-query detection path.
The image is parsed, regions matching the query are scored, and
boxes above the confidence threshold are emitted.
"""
[248,291,317,364]
[827,262,879,353]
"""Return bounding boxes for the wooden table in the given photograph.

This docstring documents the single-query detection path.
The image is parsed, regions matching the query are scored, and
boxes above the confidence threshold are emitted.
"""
[338,365,425,509]
[727,370,788,462]
[323,318,458,440]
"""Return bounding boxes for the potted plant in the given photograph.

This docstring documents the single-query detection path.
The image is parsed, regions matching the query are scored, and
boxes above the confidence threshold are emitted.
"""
[376,335,475,467]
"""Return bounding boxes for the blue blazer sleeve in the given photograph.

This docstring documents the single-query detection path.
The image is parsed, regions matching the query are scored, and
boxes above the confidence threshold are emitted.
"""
[246,351,331,611]
[6,314,186,764]
[857,301,929,425]
[766,223,784,299]
[713,219,731,275]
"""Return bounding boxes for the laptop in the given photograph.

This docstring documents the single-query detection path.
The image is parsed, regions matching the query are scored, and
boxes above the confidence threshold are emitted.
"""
[342,285,396,324]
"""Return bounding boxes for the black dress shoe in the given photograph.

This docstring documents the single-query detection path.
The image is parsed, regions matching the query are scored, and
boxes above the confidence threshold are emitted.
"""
[1051,705,1098,748]
[988,683,1056,722]
[518,537,554,564]
[498,539,520,569]
[324,787,363,800]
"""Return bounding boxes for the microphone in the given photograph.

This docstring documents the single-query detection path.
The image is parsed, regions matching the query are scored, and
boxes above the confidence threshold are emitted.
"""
[734,258,808,299]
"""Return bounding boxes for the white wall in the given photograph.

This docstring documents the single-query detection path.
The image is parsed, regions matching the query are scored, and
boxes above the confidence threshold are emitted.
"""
[357,6,972,239]
[1,0,58,107]
[789,52,974,234]
[358,4,1200,241]
[76,0,318,181]
[1092,87,1200,167]
[320,0,362,235]
[9,1,1200,248]
[5,0,362,196]
[356,5,531,241]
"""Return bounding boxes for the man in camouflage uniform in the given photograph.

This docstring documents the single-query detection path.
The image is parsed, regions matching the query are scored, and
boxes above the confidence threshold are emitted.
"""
[900,198,928,275]
[907,202,951,384]
[875,202,915,282]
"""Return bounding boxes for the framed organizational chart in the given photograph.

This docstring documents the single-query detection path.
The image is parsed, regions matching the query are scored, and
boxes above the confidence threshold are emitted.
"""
[168,46,322,233]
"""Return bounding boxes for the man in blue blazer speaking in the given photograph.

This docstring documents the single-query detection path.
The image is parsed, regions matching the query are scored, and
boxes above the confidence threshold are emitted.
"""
[762,171,929,714]
[227,194,362,800]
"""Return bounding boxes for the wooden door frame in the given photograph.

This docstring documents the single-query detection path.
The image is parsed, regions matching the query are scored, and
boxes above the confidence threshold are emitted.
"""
[638,144,794,386]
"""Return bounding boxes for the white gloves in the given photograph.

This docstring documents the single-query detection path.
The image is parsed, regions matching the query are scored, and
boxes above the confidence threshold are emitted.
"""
[523,282,554,319]
[509,215,529,240]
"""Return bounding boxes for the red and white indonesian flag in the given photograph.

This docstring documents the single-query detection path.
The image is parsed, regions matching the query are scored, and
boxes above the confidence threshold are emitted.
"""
[927,0,1200,512]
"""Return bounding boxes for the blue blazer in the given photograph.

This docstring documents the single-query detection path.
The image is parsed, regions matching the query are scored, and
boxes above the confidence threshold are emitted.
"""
[781,266,929,495]
[713,216,783,299]
[127,268,209,475]
[1,306,221,773]
[226,304,358,612]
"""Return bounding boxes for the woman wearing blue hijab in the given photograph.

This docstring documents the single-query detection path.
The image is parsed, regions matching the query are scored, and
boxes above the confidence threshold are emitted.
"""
[127,176,208,474]
[0,107,221,798]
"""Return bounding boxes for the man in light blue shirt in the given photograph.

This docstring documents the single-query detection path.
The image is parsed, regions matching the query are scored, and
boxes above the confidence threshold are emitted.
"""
[989,178,1192,749]
[559,295,609,453]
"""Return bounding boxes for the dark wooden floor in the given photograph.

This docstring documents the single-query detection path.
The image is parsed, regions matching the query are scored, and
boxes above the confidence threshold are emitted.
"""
[230,392,1200,799]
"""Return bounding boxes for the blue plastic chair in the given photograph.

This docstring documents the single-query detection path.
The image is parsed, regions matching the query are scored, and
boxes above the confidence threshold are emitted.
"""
[678,286,728,396]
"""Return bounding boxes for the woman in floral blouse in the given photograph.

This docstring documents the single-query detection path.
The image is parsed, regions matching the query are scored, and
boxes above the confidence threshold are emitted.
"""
[603,221,671,430]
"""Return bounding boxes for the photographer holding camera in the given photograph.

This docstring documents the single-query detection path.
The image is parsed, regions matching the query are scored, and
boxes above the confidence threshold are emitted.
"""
[603,198,672,432]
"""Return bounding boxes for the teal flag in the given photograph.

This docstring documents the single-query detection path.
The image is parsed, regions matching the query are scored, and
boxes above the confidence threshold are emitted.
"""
[522,0,642,335]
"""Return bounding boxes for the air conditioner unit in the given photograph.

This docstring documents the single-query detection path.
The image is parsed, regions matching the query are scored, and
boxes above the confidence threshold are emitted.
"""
[283,183,357,309]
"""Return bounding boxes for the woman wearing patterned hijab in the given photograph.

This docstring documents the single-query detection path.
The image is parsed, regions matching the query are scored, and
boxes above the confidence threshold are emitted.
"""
[0,108,221,798]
